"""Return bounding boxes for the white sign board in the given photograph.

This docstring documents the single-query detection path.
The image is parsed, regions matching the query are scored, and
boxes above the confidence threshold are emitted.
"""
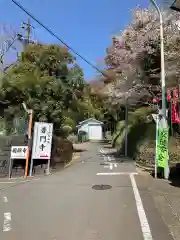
[10,146,28,159]
[158,109,168,117]
[32,122,53,159]
[152,114,159,123]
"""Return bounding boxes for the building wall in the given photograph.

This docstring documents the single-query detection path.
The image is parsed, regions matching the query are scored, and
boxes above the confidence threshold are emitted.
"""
[78,119,103,140]
[88,124,102,140]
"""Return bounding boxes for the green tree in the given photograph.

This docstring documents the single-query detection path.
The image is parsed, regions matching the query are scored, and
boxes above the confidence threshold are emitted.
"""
[0,43,111,136]
[0,44,86,134]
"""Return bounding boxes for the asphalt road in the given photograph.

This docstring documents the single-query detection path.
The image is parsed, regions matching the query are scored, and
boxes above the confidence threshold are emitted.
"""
[0,143,174,240]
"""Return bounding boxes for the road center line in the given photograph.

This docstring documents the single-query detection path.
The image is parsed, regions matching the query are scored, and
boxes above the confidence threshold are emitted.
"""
[130,174,153,240]
[3,212,12,232]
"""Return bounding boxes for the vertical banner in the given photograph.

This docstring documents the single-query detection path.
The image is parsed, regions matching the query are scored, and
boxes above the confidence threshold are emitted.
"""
[157,127,169,168]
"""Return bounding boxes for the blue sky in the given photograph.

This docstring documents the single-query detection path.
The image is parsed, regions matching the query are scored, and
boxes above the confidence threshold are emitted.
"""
[0,0,150,80]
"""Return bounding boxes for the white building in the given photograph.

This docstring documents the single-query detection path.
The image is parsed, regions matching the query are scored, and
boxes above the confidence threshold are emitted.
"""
[77,118,103,141]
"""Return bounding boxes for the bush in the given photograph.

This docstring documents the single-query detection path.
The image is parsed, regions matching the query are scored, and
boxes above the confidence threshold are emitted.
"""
[112,121,125,148]
[135,140,155,166]
[78,130,88,142]
[61,125,73,138]
[67,134,78,143]
[105,131,112,141]
[112,105,180,167]
[123,123,155,158]
[112,106,156,157]
[63,117,76,130]
[135,131,180,167]
[51,136,73,165]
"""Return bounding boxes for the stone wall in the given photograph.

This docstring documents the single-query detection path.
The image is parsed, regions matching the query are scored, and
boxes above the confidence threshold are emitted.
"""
[0,135,74,177]
[0,135,26,177]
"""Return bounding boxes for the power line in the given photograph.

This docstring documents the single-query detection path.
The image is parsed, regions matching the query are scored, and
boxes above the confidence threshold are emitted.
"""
[11,0,105,76]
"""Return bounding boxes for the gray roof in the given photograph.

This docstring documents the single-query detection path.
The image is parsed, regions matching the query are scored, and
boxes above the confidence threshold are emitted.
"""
[77,118,103,127]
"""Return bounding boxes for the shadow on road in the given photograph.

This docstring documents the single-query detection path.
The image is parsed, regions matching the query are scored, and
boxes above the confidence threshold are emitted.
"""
[150,163,180,187]
[73,148,87,153]
[169,163,180,188]
[151,169,165,179]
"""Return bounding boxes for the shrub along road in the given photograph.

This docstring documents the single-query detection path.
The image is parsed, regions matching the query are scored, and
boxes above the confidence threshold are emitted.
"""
[0,143,173,240]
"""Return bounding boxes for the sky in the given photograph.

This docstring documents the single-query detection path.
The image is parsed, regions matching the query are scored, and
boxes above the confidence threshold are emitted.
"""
[0,0,151,81]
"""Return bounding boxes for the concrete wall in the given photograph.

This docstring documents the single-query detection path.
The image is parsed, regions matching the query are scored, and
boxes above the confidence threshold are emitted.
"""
[78,119,103,140]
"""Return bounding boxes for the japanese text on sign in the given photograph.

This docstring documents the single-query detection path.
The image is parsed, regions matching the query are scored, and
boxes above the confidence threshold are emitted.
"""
[157,128,169,168]
[10,146,28,159]
[32,122,53,159]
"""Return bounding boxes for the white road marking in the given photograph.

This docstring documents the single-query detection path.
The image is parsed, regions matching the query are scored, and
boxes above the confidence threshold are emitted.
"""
[3,212,11,232]
[0,178,40,184]
[99,149,105,154]
[103,155,108,161]
[109,163,113,170]
[104,165,110,169]
[97,172,138,176]
[104,162,117,165]
[3,196,8,203]
[103,161,117,170]
[130,174,153,240]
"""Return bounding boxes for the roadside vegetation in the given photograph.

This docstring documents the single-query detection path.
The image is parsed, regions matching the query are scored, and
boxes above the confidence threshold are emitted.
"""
[1,7,180,168]
[93,8,180,167]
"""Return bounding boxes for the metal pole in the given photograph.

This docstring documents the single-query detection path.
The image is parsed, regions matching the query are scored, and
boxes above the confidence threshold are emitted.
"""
[29,155,34,177]
[125,96,128,157]
[47,159,51,175]
[8,158,13,179]
[155,116,159,179]
[159,15,166,118]
[24,109,33,178]
[150,2,166,114]
[27,18,31,44]
[150,0,169,179]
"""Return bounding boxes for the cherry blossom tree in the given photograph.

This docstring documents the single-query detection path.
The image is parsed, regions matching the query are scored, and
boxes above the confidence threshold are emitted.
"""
[104,7,180,106]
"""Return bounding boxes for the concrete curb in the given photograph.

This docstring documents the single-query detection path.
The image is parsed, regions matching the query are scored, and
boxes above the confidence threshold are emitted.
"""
[0,153,81,184]
[64,154,80,169]
[136,163,153,172]
[0,175,39,182]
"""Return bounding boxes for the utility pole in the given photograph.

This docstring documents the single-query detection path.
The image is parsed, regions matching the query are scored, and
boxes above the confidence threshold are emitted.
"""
[26,18,31,43]
[21,18,34,45]
[150,0,169,180]
[124,95,128,157]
